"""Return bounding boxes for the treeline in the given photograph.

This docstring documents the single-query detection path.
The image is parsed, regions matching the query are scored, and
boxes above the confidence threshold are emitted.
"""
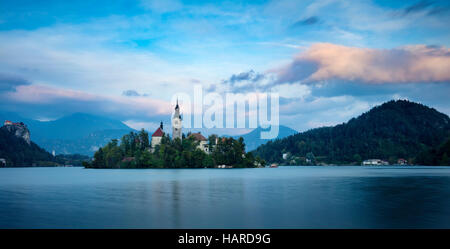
[84,129,265,168]
[54,154,91,166]
[254,100,450,165]
[415,138,450,166]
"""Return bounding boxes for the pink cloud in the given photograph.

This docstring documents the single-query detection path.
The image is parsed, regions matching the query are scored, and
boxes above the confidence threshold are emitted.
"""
[3,84,172,119]
[275,43,450,84]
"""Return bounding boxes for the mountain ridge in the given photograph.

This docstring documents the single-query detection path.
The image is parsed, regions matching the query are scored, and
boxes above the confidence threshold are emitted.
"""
[233,125,298,151]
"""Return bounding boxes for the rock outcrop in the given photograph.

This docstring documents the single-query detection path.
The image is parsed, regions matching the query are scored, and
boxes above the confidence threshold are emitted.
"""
[1,121,31,145]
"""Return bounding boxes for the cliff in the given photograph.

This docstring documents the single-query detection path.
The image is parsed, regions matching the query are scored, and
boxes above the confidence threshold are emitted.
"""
[0,123,55,166]
[1,121,31,144]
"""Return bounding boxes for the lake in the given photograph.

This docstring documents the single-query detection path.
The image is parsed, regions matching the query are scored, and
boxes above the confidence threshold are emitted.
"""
[0,166,449,228]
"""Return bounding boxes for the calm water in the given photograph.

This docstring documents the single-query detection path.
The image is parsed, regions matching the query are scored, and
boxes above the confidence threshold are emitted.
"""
[0,166,449,228]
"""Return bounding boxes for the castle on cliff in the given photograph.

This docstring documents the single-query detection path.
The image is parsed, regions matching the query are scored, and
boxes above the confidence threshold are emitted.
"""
[2,120,31,145]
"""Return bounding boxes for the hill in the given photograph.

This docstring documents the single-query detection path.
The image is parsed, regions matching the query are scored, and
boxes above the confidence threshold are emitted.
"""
[38,129,133,155]
[27,112,132,140]
[233,125,298,151]
[254,100,450,165]
[0,125,56,166]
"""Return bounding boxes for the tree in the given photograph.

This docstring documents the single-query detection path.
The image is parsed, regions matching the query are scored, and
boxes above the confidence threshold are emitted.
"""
[87,131,258,168]
[139,129,149,150]
[92,147,105,168]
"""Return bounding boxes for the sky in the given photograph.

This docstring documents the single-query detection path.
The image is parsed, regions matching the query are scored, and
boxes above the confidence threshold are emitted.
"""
[0,0,449,133]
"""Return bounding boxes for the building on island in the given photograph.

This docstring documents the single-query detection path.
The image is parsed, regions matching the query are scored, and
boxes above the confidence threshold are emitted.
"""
[150,102,213,154]
[4,120,12,126]
[172,99,182,140]
[151,122,164,149]
[397,158,408,165]
[0,158,6,167]
[150,100,184,150]
[189,132,209,153]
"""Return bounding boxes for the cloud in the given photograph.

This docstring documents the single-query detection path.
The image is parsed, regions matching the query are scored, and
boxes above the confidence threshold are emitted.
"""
[122,89,149,97]
[0,83,171,121]
[122,90,140,97]
[140,0,183,13]
[0,74,30,92]
[217,70,272,93]
[404,1,434,15]
[291,16,319,27]
[274,43,450,84]
[225,70,265,85]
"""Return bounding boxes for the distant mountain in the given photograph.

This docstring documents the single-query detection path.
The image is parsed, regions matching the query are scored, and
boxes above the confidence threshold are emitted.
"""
[233,125,298,151]
[254,100,450,165]
[39,129,133,155]
[28,113,131,140]
[0,112,134,156]
[0,124,55,166]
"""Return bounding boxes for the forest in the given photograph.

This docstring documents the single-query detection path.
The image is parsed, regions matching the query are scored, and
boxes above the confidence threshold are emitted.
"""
[254,100,450,165]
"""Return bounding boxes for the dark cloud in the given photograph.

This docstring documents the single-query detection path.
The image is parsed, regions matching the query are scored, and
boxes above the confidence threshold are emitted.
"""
[122,90,140,96]
[404,1,434,15]
[122,89,149,97]
[225,70,265,85]
[291,16,319,28]
[400,1,449,16]
[427,5,450,15]
[0,74,30,92]
[220,70,270,93]
[275,59,319,84]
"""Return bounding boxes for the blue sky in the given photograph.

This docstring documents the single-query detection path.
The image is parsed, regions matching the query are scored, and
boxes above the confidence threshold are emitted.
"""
[0,0,449,133]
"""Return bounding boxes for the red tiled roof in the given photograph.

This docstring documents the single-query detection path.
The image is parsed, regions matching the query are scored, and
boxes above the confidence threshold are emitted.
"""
[152,127,164,137]
[189,132,207,141]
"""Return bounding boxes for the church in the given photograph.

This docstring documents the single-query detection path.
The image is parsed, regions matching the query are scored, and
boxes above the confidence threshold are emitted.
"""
[150,100,209,153]
[151,100,183,148]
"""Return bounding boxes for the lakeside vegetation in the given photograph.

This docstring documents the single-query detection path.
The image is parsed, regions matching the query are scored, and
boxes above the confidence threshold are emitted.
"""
[254,100,450,166]
[415,138,450,166]
[83,130,265,168]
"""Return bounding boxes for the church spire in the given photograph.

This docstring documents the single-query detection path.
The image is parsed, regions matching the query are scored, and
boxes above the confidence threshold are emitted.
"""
[172,98,182,140]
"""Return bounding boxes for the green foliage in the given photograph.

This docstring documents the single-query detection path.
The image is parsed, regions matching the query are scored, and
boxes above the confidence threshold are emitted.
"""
[54,154,90,166]
[254,100,450,165]
[415,138,450,166]
[85,130,258,168]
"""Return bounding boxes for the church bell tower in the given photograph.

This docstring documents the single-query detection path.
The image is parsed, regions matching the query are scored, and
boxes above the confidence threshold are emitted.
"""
[172,99,182,140]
